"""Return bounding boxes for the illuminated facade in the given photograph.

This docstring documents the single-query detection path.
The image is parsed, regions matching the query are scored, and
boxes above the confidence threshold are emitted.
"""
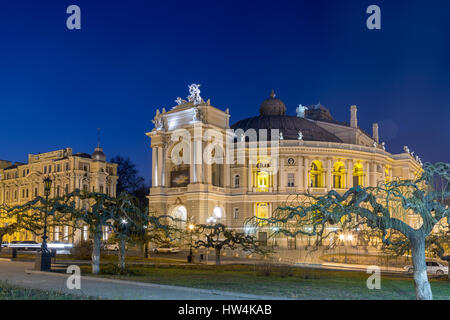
[147,87,422,243]
[0,147,118,243]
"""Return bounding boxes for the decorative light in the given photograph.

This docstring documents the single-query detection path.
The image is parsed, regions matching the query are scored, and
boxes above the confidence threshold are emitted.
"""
[121,219,128,224]
[43,177,52,197]
[339,234,345,240]
[188,224,195,231]
[347,235,353,241]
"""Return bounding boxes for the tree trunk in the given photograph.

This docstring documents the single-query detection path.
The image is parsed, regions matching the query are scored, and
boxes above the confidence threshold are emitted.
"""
[118,238,126,269]
[215,247,221,265]
[143,242,149,259]
[92,230,102,274]
[410,237,433,300]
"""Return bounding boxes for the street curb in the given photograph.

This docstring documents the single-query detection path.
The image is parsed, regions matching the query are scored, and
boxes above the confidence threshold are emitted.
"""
[25,269,289,300]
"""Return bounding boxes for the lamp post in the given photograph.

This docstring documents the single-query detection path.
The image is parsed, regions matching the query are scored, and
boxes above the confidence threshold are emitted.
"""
[339,233,354,264]
[188,224,194,263]
[35,177,52,271]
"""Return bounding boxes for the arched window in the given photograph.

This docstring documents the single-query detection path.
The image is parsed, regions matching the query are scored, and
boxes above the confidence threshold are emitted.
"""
[172,205,187,228]
[256,160,271,192]
[213,206,224,221]
[234,175,240,188]
[310,160,324,188]
[385,166,391,183]
[353,163,364,187]
[333,162,345,189]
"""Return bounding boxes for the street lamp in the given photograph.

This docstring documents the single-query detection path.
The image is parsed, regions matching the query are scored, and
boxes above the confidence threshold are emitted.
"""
[187,224,194,263]
[36,176,52,271]
[339,233,354,264]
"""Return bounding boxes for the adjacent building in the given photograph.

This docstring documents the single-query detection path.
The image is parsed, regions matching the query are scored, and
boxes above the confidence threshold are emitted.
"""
[0,147,118,243]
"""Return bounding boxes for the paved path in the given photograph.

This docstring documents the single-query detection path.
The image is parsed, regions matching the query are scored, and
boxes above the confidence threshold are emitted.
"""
[0,261,281,300]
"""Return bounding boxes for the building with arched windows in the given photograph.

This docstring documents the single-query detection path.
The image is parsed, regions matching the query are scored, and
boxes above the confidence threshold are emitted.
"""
[147,86,422,244]
[0,147,118,243]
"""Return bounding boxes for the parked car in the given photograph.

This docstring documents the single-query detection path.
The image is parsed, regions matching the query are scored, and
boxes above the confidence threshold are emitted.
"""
[103,243,120,251]
[153,245,181,254]
[404,261,448,275]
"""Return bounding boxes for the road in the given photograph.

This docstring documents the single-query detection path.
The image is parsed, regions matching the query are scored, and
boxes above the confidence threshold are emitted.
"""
[0,260,280,300]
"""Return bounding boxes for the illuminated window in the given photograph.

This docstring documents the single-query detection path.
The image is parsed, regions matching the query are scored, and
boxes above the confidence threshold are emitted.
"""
[287,173,295,187]
[333,162,345,189]
[255,160,272,192]
[102,226,109,241]
[257,171,269,191]
[54,226,59,241]
[255,202,269,221]
[310,161,324,188]
[63,226,69,241]
[83,226,88,241]
[353,163,364,187]
[385,166,391,183]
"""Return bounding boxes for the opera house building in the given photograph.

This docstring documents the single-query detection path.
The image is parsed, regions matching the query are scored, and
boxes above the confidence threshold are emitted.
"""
[147,85,422,246]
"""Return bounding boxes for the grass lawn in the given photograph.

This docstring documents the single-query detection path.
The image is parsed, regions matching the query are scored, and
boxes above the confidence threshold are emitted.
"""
[0,281,93,300]
[76,263,450,300]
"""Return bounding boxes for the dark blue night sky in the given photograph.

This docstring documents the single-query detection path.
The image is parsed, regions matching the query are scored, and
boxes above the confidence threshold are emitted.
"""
[1,0,449,183]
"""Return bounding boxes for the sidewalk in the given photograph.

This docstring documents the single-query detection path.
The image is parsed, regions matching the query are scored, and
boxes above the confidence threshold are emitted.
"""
[0,260,286,300]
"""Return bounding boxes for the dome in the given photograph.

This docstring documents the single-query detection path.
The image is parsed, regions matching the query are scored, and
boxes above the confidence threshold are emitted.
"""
[92,146,106,162]
[231,115,343,142]
[259,90,286,116]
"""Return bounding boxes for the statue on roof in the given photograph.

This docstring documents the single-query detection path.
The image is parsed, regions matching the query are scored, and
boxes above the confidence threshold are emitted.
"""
[175,97,187,105]
[152,109,165,131]
[187,83,203,105]
[296,104,308,118]
[403,146,410,154]
[298,131,303,140]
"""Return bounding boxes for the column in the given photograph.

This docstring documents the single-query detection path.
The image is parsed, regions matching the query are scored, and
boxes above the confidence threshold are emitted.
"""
[247,163,253,192]
[297,156,304,191]
[190,142,195,183]
[224,164,230,188]
[346,159,353,188]
[161,147,166,187]
[326,158,332,190]
[304,158,310,189]
[370,162,376,187]
[279,157,285,191]
[157,146,163,187]
[152,147,158,187]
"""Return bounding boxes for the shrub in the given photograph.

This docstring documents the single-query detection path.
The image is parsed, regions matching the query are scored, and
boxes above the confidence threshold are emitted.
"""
[100,264,143,276]
[72,240,92,260]
[257,262,272,277]
[278,265,294,278]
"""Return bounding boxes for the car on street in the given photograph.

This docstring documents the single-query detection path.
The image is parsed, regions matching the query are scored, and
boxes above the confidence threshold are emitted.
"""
[152,245,181,254]
[404,261,448,275]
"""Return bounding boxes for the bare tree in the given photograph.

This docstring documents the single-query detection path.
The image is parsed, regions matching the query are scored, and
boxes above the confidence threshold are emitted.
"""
[251,163,449,300]
[193,223,267,265]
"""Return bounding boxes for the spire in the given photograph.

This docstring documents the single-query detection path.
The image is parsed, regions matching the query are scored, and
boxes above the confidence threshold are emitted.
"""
[97,128,101,148]
[270,89,276,99]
